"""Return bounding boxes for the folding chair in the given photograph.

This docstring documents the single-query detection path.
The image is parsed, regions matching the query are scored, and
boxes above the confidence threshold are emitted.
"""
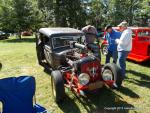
[0,76,49,113]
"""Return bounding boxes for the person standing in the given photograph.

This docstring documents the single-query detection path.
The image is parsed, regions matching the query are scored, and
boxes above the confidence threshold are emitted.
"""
[105,25,121,64]
[115,21,132,81]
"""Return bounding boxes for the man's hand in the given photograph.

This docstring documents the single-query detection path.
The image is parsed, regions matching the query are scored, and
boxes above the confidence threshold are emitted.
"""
[115,39,120,44]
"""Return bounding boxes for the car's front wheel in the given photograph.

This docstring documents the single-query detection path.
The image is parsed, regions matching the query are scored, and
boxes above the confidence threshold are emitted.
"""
[102,63,122,87]
[51,70,65,103]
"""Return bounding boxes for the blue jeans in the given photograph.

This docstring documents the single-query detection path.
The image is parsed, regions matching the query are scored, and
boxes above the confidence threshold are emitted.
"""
[105,50,118,64]
[117,51,130,79]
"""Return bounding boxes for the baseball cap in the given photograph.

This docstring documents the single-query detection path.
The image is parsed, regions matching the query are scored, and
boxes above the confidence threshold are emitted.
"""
[105,25,112,31]
[118,21,128,27]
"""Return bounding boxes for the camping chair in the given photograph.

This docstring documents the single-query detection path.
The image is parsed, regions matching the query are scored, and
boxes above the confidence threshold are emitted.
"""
[0,76,49,113]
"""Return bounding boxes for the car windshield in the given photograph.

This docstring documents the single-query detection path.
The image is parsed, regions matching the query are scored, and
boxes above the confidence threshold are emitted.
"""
[52,36,82,49]
[138,31,150,37]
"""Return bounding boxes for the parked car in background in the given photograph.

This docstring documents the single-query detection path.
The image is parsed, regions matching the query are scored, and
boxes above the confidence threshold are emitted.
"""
[21,31,33,36]
[0,31,9,39]
[101,27,150,62]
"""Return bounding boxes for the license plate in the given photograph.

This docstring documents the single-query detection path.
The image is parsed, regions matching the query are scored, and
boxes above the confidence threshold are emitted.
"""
[88,81,104,90]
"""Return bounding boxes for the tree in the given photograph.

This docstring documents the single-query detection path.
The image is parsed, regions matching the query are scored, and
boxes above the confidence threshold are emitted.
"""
[0,0,14,32]
[37,0,54,27]
[54,0,86,28]
[0,0,149,33]
[12,0,36,39]
[88,0,108,28]
[136,0,150,26]
[89,0,145,27]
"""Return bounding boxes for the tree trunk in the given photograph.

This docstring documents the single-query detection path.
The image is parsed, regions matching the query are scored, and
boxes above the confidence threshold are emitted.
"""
[17,31,21,39]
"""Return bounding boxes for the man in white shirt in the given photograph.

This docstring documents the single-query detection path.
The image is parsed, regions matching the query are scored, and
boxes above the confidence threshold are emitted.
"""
[115,21,132,86]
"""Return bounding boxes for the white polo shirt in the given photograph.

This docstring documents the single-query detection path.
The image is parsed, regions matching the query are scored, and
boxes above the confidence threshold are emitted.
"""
[117,28,132,51]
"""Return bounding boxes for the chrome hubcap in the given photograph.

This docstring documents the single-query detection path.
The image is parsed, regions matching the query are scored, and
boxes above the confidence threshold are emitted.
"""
[102,69,113,81]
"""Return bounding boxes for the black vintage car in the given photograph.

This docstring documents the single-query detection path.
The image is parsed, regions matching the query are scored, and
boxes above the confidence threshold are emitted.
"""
[36,28,122,103]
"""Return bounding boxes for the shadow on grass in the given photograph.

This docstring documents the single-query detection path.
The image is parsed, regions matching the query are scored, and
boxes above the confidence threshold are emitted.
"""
[140,60,150,67]
[127,59,150,67]
[58,95,81,113]
[59,87,136,113]
[126,70,150,89]
[117,86,140,98]
[3,38,35,43]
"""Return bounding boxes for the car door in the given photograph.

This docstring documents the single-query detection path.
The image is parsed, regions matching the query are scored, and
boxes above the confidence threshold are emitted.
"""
[136,29,150,56]
[42,35,53,66]
[36,33,45,65]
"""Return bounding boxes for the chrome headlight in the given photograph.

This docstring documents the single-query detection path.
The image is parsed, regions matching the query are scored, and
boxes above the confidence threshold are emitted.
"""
[102,69,113,81]
[78,73,90,85]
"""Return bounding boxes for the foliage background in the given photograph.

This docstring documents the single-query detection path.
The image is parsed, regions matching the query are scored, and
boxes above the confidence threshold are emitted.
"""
[0,0,150,33]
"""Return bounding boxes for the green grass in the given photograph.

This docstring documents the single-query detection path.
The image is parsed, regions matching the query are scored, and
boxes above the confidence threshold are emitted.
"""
[0,36,150,113]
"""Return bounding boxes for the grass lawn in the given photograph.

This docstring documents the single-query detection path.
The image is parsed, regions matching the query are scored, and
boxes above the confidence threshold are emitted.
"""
[0,36,150,113]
